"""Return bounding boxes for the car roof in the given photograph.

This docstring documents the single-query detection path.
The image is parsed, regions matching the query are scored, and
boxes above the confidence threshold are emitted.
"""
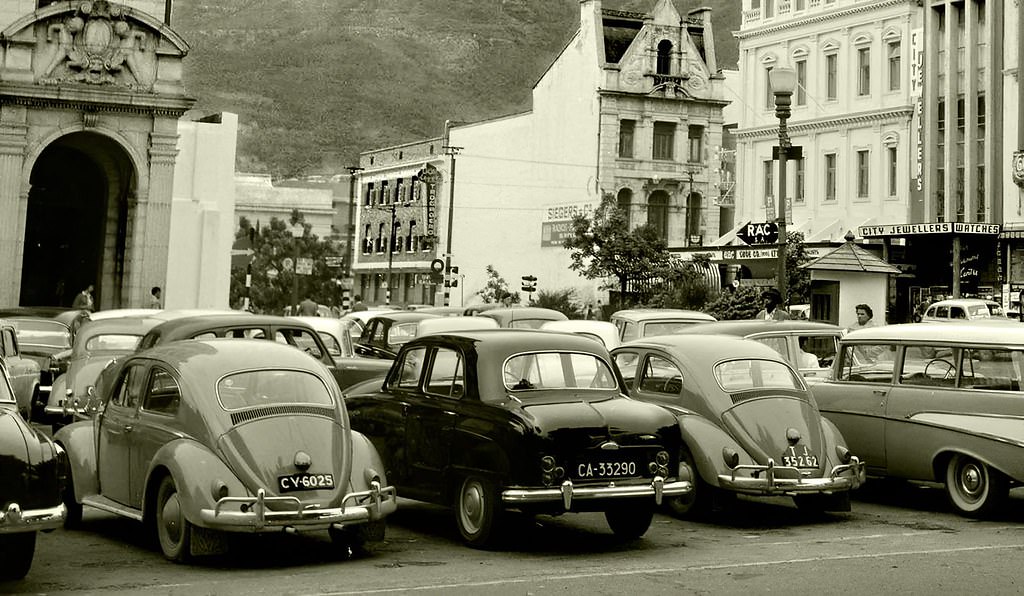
[609,308,716,322]
[674,319,843,336]
[539,320,621,348]
[410,328,609,355]
[478,307,569,322]
[365,312,442,324]
[928,298,998,307]
[88,309,162,321]
[143,314,318,341]
[0,307,89,325]
[135,338,330,376]
[843,322,1024,345]
[78,316,165,337]
[416,316,500,335]
[616,333,789,364]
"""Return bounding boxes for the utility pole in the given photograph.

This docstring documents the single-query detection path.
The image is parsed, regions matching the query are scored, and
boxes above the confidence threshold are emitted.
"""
[442,144,463,307]
[385,202,397,306]
[345,165,364,312]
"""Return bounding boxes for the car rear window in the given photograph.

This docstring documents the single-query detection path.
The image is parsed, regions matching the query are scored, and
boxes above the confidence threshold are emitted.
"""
[217,370,333,410]
[12,319,70,348]
[714,359,803,393]
[388,322,420,346]
[84,334,142,352]
[643,321,697,337]
[503,351,618,392]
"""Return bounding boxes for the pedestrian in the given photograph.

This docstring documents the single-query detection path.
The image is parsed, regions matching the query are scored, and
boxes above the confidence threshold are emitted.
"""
[753,288,790,321]
[351,295,368,312]
[852,303,878,330]
[299,295,318,316]
[148,286,162,309]
[913,299,930,323]
[72,284,95,312]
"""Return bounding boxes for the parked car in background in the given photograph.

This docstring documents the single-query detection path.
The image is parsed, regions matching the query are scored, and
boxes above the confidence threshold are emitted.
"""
[346,329,692,547]
[0,307,90,417]
[412,306,467,317]
[477,306,568,329]
[0,318,41,419]
[674,320,844,379]
[137,314,381,391]
[354,312,441,359]
[289,316,393,383]
[55,340,396,561]
[540,319,621,350]
[0,359,65,580]
[788,304,811,320]
[463,303,501,316]
[45,316,165,427]
[415,316,500,336]
[920,298,1004,322]
[612,335,864,516]
[340,308,401,342]
[609,308,716,342]
[812,323,1024,517]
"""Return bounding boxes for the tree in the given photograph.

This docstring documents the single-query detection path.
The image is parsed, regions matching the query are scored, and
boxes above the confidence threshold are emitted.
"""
[476,265,520,305]
[563,193,671,309]
[647,253,717,310]
[229,214,344,313]
[534,288,584,319]
[785,231,812,306]
[703,285,762,321]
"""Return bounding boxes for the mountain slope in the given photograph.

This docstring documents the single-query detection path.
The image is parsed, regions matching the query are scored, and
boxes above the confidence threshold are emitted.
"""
[172,0,739,177]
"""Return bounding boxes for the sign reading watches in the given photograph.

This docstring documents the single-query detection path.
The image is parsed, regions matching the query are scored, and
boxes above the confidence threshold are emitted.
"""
[859,222,1001,237]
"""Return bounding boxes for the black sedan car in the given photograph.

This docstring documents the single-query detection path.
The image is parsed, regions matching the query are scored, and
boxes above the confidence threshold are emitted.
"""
[354,312,441,359]
[345,329,692,547]
[0,360,65,580]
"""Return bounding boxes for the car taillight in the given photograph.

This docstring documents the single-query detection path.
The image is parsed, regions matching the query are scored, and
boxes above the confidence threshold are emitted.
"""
[540,455,564,487]
[648,450,670,477]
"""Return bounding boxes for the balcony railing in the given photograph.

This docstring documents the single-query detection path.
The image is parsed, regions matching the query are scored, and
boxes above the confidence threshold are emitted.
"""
[648,73,687,88]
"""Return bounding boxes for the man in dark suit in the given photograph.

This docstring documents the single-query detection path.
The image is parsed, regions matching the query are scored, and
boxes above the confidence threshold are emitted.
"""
[754,288,791,321]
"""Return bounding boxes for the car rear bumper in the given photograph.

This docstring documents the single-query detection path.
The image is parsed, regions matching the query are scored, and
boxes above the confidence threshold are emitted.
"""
[502,476,691,510]
[0,503,65,533]
[198,482,397,532]
[718,456,865,495]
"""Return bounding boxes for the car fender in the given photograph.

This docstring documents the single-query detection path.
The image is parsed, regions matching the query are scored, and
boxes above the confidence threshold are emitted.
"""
[348,430,390,493]
[48,374,67,409]
[677,415,756,488]
[53,421,98,503]
[144,438,248,529]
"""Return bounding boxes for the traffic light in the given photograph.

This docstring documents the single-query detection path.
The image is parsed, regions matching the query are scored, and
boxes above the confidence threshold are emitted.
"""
[449,266,459,287]
[429,258,444,284]
[521,275,537,293]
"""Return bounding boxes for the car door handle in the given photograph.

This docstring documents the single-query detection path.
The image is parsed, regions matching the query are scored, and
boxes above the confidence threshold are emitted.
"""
[123,424,134,433]
[442,411,457,418]
[872,389,888,396]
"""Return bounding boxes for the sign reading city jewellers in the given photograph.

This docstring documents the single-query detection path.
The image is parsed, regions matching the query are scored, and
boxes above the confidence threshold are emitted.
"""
[859,222,1001,237]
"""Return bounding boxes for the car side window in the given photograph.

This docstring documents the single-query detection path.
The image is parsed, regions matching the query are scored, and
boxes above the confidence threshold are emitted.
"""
[754,336,788,360]
[193,332,217,340]
[935,306,949,318]
[274,329,324,360]
[0,329,14,357]
[621,321,638,342]
[959,348,1024,391]
[613,351,641,386]
[638,355,683,395]
[143,368,181,416]
[838,343,897,383]
[900,346,957,387]
[425,347,465,399]
[113,364,147,409]
[950,306,966,319]
[394,346,426,389]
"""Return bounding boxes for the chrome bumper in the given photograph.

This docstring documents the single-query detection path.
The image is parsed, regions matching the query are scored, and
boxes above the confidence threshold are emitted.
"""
[502,476,691,510]
[199,482,397,532]
[0,503,66,533]
[718,456,865,495]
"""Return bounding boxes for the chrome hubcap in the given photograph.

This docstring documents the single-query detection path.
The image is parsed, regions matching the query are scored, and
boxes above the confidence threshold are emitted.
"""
[961,465,983,497]
[162,492,182,543]
[461,483,483,533]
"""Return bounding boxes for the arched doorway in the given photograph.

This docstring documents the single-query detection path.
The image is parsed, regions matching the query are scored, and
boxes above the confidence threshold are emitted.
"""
[22,132,135,308]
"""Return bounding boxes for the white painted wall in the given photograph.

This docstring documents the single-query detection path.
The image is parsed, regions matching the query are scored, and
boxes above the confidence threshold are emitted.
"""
[812,270,889,329]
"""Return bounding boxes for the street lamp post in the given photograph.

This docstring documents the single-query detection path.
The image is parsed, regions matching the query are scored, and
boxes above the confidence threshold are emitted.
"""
[289,223,303,313]
[345,166,364,310]
[385,203,397,306]
[770,66,797,302]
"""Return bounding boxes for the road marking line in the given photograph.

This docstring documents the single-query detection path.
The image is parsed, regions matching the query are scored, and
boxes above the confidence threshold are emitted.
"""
[313,543,1024,595]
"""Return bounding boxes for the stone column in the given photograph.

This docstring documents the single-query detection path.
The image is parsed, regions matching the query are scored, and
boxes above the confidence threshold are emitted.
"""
[0,107,28,306]
[131,121,178,308]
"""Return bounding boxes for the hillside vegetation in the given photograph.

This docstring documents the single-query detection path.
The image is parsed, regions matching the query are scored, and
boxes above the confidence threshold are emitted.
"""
[173,0,739,177]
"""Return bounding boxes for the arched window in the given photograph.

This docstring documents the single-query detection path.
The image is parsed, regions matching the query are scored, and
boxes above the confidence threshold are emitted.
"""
[686,192,703,239]
[657,40,673,75]
[617,188,633,228]
[647,191,669,239]
[407,220,417,251]
[376,223,386,253]
[362,224,372,254]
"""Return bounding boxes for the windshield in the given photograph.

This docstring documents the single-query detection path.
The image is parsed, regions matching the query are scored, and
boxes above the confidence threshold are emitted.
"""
[968,305,992,318]
[217,369,334,410]
[84,334,142,353]
[502,351,618,391]
[11,319,71,349]
[387,322,420,346]
[714,358,803,393]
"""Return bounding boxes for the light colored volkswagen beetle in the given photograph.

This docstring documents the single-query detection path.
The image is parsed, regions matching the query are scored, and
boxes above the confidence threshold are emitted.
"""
[55,339,396,561]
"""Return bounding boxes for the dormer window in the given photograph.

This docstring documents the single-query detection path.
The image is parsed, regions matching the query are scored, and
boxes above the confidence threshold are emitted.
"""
[656,40,673,75]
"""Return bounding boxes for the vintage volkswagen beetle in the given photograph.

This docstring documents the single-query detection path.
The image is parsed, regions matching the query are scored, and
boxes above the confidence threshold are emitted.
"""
[345,329,692,548]
[812,323,1024,517]
[0,359,65,580]
[46,316,164,427]
[55,340,396,562]
[612,335,864,515]
[476,307,569,329]
[609,308,716,342]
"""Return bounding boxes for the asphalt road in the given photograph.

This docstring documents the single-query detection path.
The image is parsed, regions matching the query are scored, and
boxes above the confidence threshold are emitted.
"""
[7,482,1024,595]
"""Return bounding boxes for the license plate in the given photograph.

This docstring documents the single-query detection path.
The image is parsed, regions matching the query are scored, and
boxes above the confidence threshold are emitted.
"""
[574,459,639,479]
[278,473,335,493]
[781,445,819,469]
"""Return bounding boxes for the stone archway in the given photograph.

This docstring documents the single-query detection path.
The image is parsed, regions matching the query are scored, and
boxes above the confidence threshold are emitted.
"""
[21,132,135,308]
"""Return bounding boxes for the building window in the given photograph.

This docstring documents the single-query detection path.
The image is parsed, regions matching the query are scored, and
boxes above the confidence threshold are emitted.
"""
[617,188,633,228]
[376,223,386,253]
[407,221,417,251]
[688,125,704,163]
[380,181,390,205]
[647,192,669,240]
[795,158,805,203]
[795,59,806,106]
[764,0,774,18]
[825,53,837,100]
[618,120,635,158]
[362,224,372,254]
[364,182,374,206]
[765,66,775,109]
[686,192,702,240]
[824,153,837,201]
[653,122,675,161]
[887,146,898,197]
[856,150,870,197]
[857,48,870,95]
[763,160,774,203]
[657,40,672,75]
[887,41,901,91]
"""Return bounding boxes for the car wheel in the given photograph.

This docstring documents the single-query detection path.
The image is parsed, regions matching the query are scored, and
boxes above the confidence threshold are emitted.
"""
[155,475,193,562]
[604,506,654,539]
[665,447,713,518]
[0,532,36,580]
[945,454,1007,517]
[455,476,503,548]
